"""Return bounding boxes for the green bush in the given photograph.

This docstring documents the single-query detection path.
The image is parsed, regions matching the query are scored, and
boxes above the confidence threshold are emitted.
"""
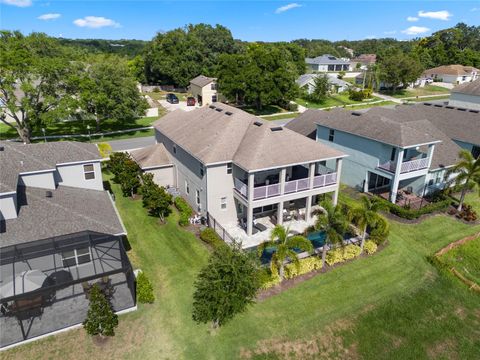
[284,257,322,279]
[349,88,372,101]
[364,240,378,255]
[342,244,361,260]
[373,195,451,220]
[326,245,362,266]
[258,268,281,290]
[199,228,225,249]
[326,248,344,266]
[174,197,193,226]
[287,102,298,112]
[136,271,155,304]
[369,216,390,245]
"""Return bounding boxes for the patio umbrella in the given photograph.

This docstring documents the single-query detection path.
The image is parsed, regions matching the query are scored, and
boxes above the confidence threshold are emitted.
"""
[0,269,47,299]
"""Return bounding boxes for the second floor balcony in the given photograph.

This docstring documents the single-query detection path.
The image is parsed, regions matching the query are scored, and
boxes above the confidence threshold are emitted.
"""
[378,157,430,174]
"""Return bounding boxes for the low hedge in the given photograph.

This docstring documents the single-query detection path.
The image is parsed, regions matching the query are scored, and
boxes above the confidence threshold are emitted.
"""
[174,197,193,226]
[199,228,225,249]
[363,240,378,255]
[374,196,451,220]
[284,257,323,279]
[136,271,155,304]
[258,268,281,290]
[326,244,362,266]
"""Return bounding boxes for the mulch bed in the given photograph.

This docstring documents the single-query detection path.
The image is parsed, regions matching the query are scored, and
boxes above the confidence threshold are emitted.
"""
[256,242,388,301]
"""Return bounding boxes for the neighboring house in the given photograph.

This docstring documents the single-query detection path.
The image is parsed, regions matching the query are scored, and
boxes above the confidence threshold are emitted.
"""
[189,75,219,106]
[296,74,350,94]
[350,54,376,70]
[133,104,346,248]
[449,78,480,110]
[354,73,425,90]
[130,143,174,187]
[286,104,480,203]
[423,65,479,84]
[305,54,351,72]
[0,141,135,349]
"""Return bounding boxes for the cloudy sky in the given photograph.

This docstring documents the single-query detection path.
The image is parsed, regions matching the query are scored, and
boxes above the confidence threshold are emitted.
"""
[1,0,479,41]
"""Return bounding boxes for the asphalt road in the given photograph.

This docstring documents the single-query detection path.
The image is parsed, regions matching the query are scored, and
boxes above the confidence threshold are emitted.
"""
[108,136,156,151]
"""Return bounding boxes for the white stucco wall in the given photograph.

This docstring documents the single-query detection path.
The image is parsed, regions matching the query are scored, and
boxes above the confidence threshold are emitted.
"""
[19,171,56,189]
[206,164,237,226]
[55,162,104,191]
[0,192,17,220]
[144,166,174,188]
[449,93,480,110]
[190,82,219,106]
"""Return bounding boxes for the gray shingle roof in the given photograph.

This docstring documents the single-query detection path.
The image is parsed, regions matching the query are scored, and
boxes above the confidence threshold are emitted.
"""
[305,54,350,65]
[296,74,350,89]
[451,78,480,96]
[190,75,216,88]
[130,143,172,169]
[0,141,101,193]
[1,186,125,246]
[154,104,345,171]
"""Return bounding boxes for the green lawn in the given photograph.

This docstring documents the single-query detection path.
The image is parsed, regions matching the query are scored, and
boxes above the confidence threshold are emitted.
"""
[260,112,300,121]
[243,104,289,116]
[438,237,480,285]
[4,179,480,360]
[143,91,188,101]
[296,93,381,109]
[382,85,450,99]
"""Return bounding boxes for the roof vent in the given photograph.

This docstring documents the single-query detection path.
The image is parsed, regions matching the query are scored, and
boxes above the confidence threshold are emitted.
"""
[209,105,216,109]
[423,103,432,106]
[215,108,223,112]
[351,111,362,116]
[45,190,53,198]
[445,106,454,109]
[253,121,263,127]
[469,109,479,113]
[457,107,467,111]
[225,111,233,116]
[434,104,443,108]
[0,146,4,151]
[270,126,283,132]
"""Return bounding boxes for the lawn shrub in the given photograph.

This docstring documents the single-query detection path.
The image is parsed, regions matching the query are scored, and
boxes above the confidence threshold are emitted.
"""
[374,195,451,220]
[284,257,323,279]
[258,268,281,290]
[174,197,193,226]
[136,271,155,304]
[326,248,344,266]
[348,89,372,101]
[369,216,390,245]
[342,244,361,260]
[364,240,378,255]
[326,245,363,265]
[199,228,225,249]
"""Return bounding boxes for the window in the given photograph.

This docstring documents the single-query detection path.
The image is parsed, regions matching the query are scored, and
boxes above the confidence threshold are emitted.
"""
[328,129,335,142]
[390,148,396,162]
[200,165,204,177]
[173,145,177,154]
[196,190,201,205]
[185,180,190,194]
[212,95,217,103]
[220,197,227,210]
[227,163,232,174]
[83,164,95,180]
[211,83,218,90]
[62,247,91,267]
[403,150,408,160]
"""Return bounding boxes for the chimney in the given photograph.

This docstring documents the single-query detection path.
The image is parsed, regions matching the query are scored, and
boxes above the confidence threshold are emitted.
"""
[45,190,53,198]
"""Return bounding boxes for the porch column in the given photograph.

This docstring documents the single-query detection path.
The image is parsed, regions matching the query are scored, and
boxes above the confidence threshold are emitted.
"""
[308,162,315,189]
[426,144,435,169]
[280,168,287,195]
[332,158,343,206]
[305,195,312,221]
[247,172,255,203]
[277,201,284,225]
[390,149,404,203]
[246,205,253,236]
[363,172,369,193]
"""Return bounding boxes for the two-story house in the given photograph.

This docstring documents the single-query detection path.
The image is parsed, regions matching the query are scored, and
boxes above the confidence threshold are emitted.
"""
[189,75,220,106]
[286,104,480,204]
[305,54,351,72]
[423,65,479,84]
[449,78,480,111]
[132,104,346,248]
[0,141,135,349]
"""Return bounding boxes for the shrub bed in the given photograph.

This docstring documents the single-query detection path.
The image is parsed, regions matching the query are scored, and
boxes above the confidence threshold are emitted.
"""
[326,244,362,266]
[284,257,323,279]
[374,195,451,220]
[258,268,281,290]
[364,240,378,255]
[136,271,155,304]
[174,197,193,226]
[199,228,225,249]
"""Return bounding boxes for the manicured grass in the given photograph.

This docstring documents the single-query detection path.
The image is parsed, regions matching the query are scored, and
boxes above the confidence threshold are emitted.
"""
[382,85,450,99]
[465,192,480,214]
[143,91,188,101]
[4,179,480,359]
[260,112,299,121]
[0,115,161,141]
[439,237,480,284]
[296,93,381,109]
[243,104,289,116]
[403,95,450,103]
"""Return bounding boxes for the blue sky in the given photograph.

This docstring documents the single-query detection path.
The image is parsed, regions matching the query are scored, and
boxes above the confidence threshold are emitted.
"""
[1,1,479,41]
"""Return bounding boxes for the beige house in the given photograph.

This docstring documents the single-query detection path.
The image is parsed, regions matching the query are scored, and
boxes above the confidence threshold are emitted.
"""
[130,143,174,187]
[423,65,479,84]
[449,78,480,110]
[133,104,346,248]
[189,75,219,106]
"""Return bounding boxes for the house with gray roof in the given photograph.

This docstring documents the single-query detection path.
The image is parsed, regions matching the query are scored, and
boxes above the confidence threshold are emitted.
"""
[449,78,480,110]
[305,54,351,72]
[189,75,220,106]
[286,103,480,203]
[140,104,346,248]
[296,74,350,94]
[0,141,135,349]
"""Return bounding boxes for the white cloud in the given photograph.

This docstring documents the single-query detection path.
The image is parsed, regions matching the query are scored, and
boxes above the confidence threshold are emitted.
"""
[275,3,302,14]
[407,16,419,22]
[418,10,452,21]
[471,8,479,12]
[365,35,377,39]
[73,16,120,29]
[401,26,430,35]
[0,0,32,7]
[37,13,61,20]
[384,30,397,35]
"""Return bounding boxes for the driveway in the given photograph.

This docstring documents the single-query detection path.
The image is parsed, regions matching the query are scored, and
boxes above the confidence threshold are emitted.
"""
[159,99,199,112]
[108,136,156,151]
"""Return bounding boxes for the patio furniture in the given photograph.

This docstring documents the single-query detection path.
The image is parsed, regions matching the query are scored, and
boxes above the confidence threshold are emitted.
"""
[283,209,292,222]
[253,219,267,232]
[0,270,47,298]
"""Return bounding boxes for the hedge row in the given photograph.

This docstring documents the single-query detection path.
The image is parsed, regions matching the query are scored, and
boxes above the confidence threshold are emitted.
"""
[174,197,193,226]
[374,196,451,220]
[199,228,225,249]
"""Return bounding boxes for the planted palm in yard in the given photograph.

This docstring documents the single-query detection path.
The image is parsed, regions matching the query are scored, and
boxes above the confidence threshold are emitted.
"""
[257,225,313,280]
[447,149,480,211]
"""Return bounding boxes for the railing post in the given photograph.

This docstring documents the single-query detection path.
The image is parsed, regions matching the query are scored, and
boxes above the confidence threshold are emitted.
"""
[280,168,286,196]
[308,163,315,190]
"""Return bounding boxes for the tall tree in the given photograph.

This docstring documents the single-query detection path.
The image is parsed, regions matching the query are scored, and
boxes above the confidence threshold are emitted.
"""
[192,243,259,329]
[0,31,79,143]
[377,48,424,91]
[307,74,330,103]
[140,173,173,222]
[257,225,313,280]
[313,199,349,268]
[83,284,119,337]
[447,150,480,211]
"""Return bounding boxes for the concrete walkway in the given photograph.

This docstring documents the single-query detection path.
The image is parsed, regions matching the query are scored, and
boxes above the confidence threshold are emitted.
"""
[372,92,403,104]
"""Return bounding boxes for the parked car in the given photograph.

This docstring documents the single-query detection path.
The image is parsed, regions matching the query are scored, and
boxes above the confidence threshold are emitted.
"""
[187,97,196,106]
[166,93,179,104]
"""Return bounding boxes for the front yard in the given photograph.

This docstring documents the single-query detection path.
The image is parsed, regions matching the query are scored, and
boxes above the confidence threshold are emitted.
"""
[382,85,450,99]
[296,93,382,109]
[3,179,480,359]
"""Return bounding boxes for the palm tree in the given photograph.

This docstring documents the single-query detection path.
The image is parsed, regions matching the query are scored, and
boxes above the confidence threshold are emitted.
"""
[313,199,349,268]
[349,196,388,253]
[447,150,480,211]
[258,225,313,280]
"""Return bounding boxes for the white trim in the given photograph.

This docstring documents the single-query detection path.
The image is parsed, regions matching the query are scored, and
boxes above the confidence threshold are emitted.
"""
[141,164,174,171]
[0,191,17,196]
[107,191,128,235]
[18,168,55,175]
[0,305,137,351]
[56,159,102,166]
[241,155,348,173]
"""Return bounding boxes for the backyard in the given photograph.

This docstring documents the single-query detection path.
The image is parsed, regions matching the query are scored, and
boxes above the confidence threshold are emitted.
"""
[3,180,480,360]
[381,84,450,99]
[296,93,382,109]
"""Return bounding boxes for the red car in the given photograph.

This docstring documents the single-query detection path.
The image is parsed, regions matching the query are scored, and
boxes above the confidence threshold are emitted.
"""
[187,97,196,106]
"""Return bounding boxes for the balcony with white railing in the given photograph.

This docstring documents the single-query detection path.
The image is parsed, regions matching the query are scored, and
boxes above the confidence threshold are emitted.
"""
[234,172,338,201]
[378,157,429,174]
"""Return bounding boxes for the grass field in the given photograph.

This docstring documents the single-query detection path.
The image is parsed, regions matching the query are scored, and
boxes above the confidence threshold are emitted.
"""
[296,93,382,109]
[438,237,480,285]
[383,85,450,99]
[3,179,480,360]
[260,112,300,121]
[243,104,290,116]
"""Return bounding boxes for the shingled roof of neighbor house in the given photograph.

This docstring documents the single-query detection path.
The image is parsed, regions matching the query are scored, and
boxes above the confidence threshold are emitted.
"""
[423,64,479,77]
[451,78,480,96]
[130,143,172,169]
[190,75,216,88]
[0,141,101,194]
[1,186,125,246]
[305,54,350,65]
[154,104,345,171]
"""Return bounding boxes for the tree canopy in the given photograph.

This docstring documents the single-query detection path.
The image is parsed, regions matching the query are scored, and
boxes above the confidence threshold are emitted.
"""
[377,48,424,90]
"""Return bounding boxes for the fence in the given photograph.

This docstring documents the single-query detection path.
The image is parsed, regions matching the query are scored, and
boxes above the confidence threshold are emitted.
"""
[206,212,236,244]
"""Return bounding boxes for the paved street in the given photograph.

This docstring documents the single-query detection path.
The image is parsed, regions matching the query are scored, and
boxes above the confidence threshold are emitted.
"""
[108,136,156,151]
